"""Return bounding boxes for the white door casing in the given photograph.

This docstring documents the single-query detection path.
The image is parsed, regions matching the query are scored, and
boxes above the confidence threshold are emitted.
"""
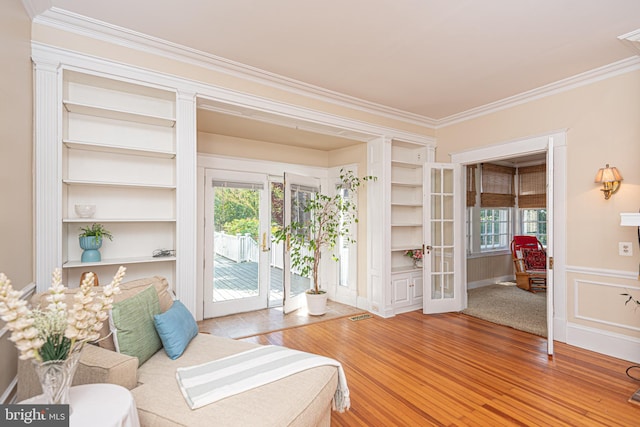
[449,130,568,353]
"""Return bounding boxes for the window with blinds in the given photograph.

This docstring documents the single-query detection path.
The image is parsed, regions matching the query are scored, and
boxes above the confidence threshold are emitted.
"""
[517,164,546,208]
[480,163,515,208]
[466,162,547,253]
[466,164,477,207]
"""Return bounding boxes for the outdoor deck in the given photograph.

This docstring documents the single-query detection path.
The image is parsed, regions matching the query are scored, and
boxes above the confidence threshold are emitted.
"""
[213,255,309,304]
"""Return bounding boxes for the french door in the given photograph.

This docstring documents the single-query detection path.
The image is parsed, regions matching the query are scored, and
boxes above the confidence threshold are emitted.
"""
[423,163,464,314]
[203,170,271,318]
[282,172,320,314]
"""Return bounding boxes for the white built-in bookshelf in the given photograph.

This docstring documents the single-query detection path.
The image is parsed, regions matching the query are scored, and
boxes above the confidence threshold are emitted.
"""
[60,71,177,285]
[390,141,426,274]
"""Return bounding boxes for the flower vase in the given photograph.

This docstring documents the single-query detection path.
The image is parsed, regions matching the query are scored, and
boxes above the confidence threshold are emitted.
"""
[33,350,81,406]
[414,259,423,268]
[79,236,102,262]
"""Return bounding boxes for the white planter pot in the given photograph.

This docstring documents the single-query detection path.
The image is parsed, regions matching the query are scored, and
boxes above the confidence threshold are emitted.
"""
[306,292,328,316]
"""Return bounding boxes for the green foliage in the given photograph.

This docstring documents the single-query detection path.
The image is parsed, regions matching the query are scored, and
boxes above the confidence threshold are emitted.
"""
[274,169,376,294]
[271,182,284,229]
[31,309,72,361]
[214,187,259,232]
[223,218,260,241]
[78,223,113,242]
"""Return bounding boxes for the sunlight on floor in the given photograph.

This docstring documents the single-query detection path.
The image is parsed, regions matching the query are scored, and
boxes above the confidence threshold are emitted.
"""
[198,300,365,339]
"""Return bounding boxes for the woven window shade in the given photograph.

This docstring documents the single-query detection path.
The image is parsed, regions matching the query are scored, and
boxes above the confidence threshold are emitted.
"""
[466,164,477,207]
[481,163,515,207]
[518,164,546,208]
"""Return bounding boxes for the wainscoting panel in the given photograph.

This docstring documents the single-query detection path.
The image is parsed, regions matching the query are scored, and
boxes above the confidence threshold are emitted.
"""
[574,278,640,332]
[467,253,513,288]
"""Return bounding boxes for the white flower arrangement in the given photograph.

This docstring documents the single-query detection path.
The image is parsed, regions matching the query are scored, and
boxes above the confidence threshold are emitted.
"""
[0,266,125,362]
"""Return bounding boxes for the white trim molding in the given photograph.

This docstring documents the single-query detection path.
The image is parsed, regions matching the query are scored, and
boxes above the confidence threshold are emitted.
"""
[26,5,640,131]
[567,322,640,364]
[618,29,640,55]
[437,56,640,128]
[31,6,437,129]
[566,265,639,281]
[31,43,436,149]
[573,278,640,332]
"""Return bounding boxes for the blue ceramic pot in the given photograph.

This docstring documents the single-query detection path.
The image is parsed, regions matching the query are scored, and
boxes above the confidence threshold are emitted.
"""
[79,236,102,262]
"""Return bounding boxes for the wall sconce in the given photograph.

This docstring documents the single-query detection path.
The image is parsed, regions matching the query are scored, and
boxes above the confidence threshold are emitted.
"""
[594,164,622,200]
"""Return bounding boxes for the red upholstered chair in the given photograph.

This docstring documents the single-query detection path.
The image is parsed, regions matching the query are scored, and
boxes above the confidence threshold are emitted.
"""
[510,235,547,292]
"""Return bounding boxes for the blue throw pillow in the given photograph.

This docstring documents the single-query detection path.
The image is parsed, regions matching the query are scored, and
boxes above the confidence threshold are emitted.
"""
[153,300,199,360]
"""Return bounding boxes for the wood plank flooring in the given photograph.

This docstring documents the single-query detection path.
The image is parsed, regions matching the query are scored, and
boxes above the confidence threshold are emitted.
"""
[240,310,640,426]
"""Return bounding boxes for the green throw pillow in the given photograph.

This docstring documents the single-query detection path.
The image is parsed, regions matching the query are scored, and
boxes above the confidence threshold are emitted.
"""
[110,285,162,365]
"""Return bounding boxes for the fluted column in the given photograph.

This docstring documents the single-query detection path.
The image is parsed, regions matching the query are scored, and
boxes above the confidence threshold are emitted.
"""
[32,56,61,292]
[175,90,197,315]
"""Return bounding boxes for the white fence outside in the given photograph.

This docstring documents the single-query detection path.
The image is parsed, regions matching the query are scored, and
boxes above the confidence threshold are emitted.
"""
[214,232,285,269]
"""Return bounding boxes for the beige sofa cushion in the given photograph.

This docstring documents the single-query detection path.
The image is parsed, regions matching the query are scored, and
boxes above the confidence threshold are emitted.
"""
[134,334,338,427]
[30,276,174,351]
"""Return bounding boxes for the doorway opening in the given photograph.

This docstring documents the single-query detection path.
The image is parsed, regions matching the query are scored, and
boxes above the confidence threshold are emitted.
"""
[463,154,547,336]
[450,130,567,356]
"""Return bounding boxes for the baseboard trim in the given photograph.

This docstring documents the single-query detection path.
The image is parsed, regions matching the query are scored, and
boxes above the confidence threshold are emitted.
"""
[566,322,640,364]
[1,377,17,404]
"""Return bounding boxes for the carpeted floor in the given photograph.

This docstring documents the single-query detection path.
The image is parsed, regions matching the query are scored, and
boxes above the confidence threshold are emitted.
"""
[463,283,547,337]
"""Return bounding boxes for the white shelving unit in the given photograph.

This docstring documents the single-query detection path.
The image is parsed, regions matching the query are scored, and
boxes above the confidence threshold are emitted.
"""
[60,70,177,286]
[390,140,427,312]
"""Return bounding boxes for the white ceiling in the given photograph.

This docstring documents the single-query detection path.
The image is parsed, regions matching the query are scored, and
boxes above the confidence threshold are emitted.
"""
[27,1,640,150]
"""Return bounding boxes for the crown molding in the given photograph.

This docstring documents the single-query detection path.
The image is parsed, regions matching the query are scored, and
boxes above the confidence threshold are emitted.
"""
[32,7,437,130]
[30,7,640,132]
[20,0,50,19]
[31,42,435,147]
[618,29,640,55]
[436,56,640,128]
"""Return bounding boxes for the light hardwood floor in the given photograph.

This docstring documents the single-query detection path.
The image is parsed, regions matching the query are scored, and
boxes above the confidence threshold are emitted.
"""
[241,311,640,426]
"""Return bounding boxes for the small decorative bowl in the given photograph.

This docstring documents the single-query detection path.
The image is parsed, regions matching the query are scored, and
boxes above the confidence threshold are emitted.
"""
[75,204,96,218]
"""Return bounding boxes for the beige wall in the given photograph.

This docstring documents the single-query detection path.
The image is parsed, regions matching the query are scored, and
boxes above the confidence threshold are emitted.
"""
[197,132,331,167]
[437,70,640,338]
[467,254,513,285]
[0,0,33,401]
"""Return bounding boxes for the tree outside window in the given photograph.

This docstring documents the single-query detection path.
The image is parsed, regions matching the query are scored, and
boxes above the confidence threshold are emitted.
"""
[521,208,547,246]
[480,208,511,251]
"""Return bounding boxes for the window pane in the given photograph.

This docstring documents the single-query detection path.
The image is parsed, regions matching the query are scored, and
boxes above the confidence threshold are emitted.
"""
[479,208,511,251]
[520,208,547,246]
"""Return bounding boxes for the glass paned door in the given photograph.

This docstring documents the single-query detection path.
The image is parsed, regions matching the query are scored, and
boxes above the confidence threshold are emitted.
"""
[423,163,463,314]
[203,170,270,318]
[282,173,320,314]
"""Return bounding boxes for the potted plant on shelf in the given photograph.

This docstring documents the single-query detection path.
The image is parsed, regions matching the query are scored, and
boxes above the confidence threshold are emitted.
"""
[78,223,113,263]
[275,169,375,315]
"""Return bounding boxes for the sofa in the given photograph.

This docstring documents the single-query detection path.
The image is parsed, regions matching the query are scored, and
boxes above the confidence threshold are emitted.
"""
[17,276,339,426]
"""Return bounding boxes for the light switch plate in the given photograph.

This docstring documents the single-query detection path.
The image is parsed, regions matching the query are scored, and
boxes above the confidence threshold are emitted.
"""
[619,242,633,257]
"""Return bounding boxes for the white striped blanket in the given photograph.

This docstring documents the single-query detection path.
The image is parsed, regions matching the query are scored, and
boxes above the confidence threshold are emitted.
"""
[176,345,350,412]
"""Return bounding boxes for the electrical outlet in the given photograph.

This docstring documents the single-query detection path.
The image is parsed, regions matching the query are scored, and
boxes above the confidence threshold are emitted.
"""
[619,242,633,257]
